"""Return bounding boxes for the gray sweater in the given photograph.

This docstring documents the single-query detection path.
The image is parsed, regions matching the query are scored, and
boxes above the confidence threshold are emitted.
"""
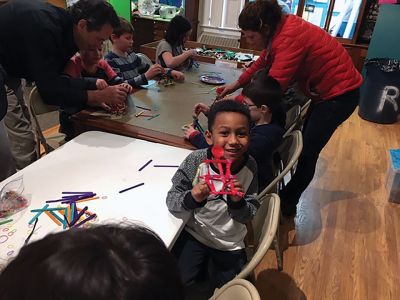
[166,148,259,251]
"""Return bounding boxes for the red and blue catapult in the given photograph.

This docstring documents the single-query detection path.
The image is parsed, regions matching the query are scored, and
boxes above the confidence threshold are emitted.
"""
[200,146,244,198]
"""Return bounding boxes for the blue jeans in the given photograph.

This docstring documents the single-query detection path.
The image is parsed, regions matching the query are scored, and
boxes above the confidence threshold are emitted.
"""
[280,89,359,209]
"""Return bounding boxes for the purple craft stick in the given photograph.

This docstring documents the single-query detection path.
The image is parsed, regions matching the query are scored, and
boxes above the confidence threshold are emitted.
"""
[62,193,95,199]
[119,182,144,193]
[71,206,88,226]
[138,159,153,172]
[74,213,97,228]
[62,192,93,195]
[153,165,179,168]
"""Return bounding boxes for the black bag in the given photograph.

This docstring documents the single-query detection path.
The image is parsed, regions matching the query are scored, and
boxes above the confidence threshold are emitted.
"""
[359,58,400,124]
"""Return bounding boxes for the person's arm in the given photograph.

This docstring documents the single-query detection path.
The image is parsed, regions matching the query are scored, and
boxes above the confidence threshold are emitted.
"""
[166,152,206,212]
[237,49,269,86]
[189,131,209,149]
[161,49,197,69]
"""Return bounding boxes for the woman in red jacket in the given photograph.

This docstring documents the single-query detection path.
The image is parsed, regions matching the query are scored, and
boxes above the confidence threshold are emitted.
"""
[220,0,363,216]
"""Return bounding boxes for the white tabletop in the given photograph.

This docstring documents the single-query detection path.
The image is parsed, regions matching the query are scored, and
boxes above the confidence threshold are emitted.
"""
[0,131,192,263]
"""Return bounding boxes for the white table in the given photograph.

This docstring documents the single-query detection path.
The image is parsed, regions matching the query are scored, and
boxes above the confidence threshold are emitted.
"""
[0,131,192,263]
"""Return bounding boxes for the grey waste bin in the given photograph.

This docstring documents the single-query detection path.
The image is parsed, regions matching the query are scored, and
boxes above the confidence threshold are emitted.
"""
[359,58,400,124]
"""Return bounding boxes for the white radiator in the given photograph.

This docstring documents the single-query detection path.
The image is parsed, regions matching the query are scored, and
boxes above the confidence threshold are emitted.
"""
[197,33,240,48]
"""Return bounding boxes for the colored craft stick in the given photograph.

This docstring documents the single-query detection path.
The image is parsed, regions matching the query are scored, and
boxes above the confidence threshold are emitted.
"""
[153,165,179,168]
[62,193,95,199]
[74,214,97,228]
[64,215,71,228]
[31,207,66,213]
[75,197,100,204]
[70,203,75,223]
[135,111,145,117]
[147,113,160,120]
[28,204,49,224]
[44,211,62,226]
[67,205,71,223]
[77,207,94,216]
[136,105,151,111]
[45,198,65,203]
[62,192,93,195]
[71,206,88,226]
[0,218,13,226]
[138,159,153,171]
[138,114,155,117]
[119,182,145,194]
[60,195,98,204]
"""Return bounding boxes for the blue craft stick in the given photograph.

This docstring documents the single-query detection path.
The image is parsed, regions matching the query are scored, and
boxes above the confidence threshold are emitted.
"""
[147,113,160,121]
[119,182,145,194]
[30,207,66,213]
[138,159,153,172]
[48,210,65,226]
[28,204,49,225]
[70,203,75,224]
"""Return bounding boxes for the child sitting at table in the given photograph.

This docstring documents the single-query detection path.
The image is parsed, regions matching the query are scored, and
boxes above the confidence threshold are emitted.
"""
[60,47,132,140]
[155,15,197,70]
[184,72,286,192]
[167,100,259,290]
[0,224,184,300]
[105,17,184,86]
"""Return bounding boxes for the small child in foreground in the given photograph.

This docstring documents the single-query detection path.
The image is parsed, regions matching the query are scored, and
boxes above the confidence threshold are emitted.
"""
[167,100,259,289]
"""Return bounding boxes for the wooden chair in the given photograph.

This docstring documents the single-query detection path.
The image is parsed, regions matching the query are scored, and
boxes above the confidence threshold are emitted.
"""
[283,104,301,138]
[28,87,64,157]
[209,279,261,300]
[238,193,281,277]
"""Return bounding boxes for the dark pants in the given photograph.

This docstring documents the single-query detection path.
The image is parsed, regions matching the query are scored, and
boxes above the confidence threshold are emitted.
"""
[280,89,360,209]
[172,230,247,289]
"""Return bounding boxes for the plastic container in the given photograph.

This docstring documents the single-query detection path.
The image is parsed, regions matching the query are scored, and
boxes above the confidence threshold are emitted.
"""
[0,177,29,219]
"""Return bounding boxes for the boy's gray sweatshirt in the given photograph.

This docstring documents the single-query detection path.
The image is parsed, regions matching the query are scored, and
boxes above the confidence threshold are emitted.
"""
[166,148,259,251]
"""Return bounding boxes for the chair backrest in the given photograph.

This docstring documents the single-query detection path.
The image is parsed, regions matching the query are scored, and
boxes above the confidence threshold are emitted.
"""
[136,53,153,66]
[28,87,60,155]
[283,104,301,137]
[209,279,261,300]
[29,87,59,116]
[258,130,303,198]
[236,193,280,280]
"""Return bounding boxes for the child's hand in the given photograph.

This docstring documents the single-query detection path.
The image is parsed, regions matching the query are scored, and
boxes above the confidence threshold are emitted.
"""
[186,49,198,57]
[191,182,210,203]
[171,70,185,82]
[96,79,108,90]
[145,64,163,80]
[193,103,210,117]
[229,179,244,202]
[119,82,133,93]
[182,124,199,140]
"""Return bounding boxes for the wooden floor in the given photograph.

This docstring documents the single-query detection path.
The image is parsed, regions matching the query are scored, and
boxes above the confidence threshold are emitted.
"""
[254,109,400,300]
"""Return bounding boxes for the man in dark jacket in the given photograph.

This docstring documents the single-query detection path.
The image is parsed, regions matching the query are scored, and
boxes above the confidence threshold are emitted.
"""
[0,0,128,181]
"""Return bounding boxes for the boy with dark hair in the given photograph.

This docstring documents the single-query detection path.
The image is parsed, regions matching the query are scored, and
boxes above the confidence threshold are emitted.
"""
[167,100,259,289]
[105,17,184,87]
[0,225,184,300]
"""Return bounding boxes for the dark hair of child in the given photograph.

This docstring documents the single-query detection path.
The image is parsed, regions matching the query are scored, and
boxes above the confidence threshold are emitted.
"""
[0,225,184,300]
[113,16,134,37]
[238,0,282,41]
[242,70,286,128]
[69,0,120,31]
[165,15,192,46]
[208,99,251,132]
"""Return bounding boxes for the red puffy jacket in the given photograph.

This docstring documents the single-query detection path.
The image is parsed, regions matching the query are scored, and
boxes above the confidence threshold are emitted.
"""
[238,14,363,101]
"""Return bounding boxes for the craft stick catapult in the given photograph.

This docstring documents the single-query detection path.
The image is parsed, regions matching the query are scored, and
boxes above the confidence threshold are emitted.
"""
[200,146,244,198]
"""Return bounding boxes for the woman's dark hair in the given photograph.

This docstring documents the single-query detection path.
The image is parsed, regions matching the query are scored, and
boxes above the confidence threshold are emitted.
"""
[238,0,283,42]
[242,70,286,128]
[0,225,184,300]
[113,17,134,37]
[208,100,251,132]
[69,0,120,31]
[165,15,192,46]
